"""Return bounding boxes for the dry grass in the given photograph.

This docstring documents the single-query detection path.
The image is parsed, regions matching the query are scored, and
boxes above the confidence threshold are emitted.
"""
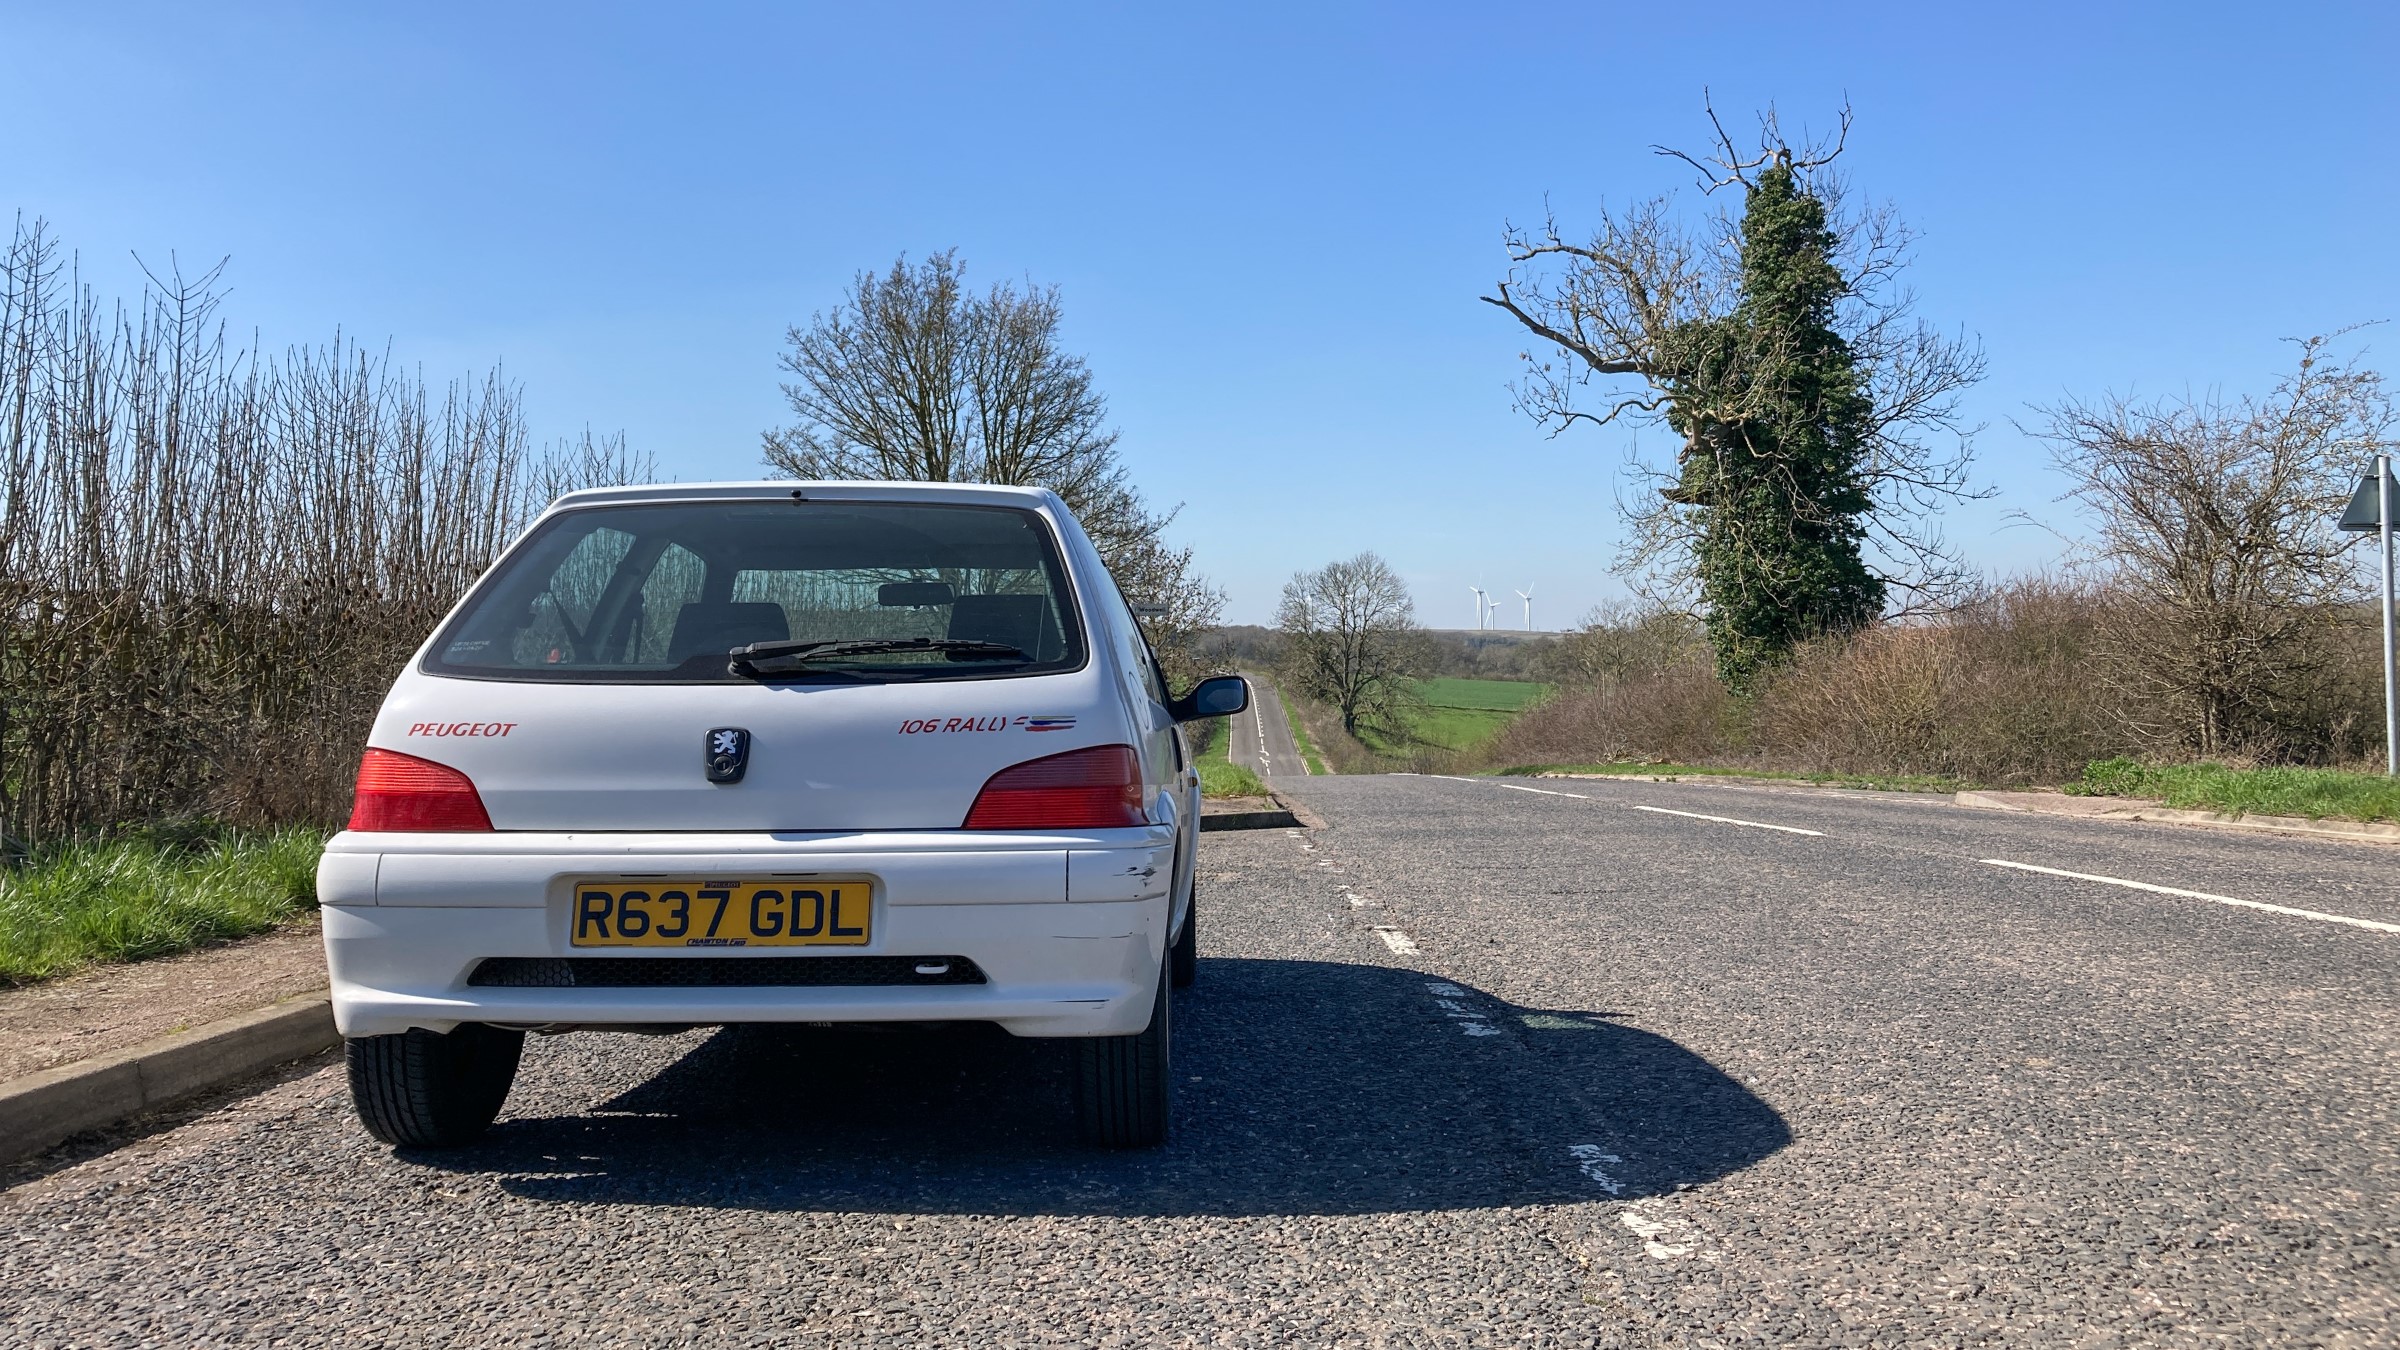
[1477,578,2386,787]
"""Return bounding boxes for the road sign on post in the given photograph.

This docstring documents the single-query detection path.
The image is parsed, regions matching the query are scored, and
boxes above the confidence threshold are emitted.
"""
[2337,457,2398,775]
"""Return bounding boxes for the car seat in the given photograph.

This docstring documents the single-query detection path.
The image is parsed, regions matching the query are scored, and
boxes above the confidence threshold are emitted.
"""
[948,594,1057,660]
[668,602,790,659]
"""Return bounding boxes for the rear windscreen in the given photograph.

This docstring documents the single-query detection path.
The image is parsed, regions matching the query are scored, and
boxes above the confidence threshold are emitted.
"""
[424,500,1086,683]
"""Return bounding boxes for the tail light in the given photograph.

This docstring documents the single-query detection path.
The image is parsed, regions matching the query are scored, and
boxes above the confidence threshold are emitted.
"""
[348,747,494,832]
[963,744,1146,829]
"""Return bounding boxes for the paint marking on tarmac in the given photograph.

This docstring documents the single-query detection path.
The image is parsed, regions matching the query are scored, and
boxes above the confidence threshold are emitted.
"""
[1251,698,1274,776]
[1373,926,1420,955]
[1981,859,2400,934]
[1567,1144,1626,1195]
[1495,783,1589,799]
[1620,1198,1721,1262]
[1418,980,1501,1036]
[1632,804,1825,836]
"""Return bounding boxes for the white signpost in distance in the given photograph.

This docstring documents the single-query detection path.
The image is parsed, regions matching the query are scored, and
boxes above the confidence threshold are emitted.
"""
[2337,454,2398,775]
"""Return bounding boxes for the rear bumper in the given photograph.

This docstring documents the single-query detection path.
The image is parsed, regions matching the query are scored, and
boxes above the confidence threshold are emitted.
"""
[317,828,1175,1038]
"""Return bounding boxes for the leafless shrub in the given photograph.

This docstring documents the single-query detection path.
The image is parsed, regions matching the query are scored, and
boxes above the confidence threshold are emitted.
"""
[1483,605,1733,767]
[2033,334,2394,757]
[0,217,648,848]
[1751,578,2130,782]
[1485,575,2383,783]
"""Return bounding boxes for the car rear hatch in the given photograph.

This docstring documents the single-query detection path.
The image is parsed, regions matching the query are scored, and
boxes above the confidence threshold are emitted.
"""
[369,492,1121,833]
[370,670,1116,831]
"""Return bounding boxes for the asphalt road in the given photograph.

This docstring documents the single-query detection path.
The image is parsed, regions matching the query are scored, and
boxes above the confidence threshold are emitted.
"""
[1231,676,1308,779]
[4,773,2394,1347]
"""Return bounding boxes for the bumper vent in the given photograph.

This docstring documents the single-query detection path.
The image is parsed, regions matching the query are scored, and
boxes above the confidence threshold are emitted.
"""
[468,956,988,988]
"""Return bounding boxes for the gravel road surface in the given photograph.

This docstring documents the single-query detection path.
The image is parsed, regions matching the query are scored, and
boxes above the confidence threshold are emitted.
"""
[4,772,2393,1347]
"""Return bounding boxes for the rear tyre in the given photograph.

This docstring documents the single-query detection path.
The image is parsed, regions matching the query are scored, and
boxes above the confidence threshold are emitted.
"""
[1169,884,1198,989]
[346,1023,524,1148]
[1076,964,1170,1148]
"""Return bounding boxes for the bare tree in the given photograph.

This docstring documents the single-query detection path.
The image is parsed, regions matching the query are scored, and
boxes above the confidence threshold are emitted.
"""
[1275,553,1424,737]
[1482,99,1985,639]
[764,252,1222,677]
[2034,333,2395,756]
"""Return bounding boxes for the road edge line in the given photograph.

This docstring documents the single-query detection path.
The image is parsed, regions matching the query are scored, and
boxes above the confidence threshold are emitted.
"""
[0,991,338,1167]
[1979,859,2400,934]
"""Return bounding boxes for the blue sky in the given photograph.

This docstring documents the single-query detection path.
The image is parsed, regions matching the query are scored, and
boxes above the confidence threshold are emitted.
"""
[7,3,2396,627]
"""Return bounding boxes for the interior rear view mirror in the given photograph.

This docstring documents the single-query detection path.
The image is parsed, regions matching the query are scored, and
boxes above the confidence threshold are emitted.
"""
[1168,674,1250,723]
[878,581,956,608]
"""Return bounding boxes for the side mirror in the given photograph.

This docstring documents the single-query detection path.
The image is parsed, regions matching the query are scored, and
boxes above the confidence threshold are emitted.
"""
[1167,674,1250,723]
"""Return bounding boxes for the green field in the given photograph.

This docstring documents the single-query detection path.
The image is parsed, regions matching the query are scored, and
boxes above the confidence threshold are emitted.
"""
[1362,678,1550,753]
[1414,678,1550,712]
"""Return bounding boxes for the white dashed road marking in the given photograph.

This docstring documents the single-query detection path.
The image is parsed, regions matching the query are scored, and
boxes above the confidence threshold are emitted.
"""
[1421,981,1501,1036]
[1981,859,2400,934]
[1567,1145,1625,1195]
[1251,697,1274,776]
[1373,926,1420,956]
[1631,804,1825,836]
[1620,1198,1721,1262]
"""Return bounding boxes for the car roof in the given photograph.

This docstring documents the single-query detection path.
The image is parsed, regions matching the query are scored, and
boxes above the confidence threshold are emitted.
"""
[544,481,1065,513]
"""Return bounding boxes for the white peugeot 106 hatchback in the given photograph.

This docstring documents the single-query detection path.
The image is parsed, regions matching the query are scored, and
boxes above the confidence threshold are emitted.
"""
[318,482,1247,1149]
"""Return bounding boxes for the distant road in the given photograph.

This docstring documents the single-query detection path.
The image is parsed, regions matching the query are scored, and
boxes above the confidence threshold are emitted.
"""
[1231,674,1308,777]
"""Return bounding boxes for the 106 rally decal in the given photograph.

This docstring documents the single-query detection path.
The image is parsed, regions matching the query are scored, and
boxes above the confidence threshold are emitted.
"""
[897,715,1079,735]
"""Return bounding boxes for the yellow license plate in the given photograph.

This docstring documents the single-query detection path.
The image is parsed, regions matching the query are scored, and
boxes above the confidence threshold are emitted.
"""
[570,880,872,948]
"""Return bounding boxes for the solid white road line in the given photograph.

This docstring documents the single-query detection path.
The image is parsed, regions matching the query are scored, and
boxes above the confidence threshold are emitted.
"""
[1981,859,2400,934]
[1632,804,1825,837]
[1372,926,1420,955]
[1495,783,1590,799]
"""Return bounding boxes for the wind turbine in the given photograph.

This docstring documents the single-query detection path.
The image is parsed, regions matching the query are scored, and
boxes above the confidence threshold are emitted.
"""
[1515,585,1533,631]
[1467,586,1486,631]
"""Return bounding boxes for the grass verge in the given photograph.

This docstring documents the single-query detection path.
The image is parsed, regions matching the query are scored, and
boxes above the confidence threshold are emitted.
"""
[1281,692,1329,775]
[0,828,323,986]
[1494,761,1968,793]
[2067,758,2400,822]
[1198,757,1270,798]
[1190,713,1271,797]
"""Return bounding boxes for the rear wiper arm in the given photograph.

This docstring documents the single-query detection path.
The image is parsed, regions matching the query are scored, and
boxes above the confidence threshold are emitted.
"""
[728,637,1030,679]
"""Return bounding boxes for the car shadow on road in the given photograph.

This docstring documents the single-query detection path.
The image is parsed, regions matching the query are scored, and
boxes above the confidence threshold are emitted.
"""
[411,957,1788,1217]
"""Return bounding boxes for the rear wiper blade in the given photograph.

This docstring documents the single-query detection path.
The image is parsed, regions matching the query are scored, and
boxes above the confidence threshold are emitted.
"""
[728,637,1030,679]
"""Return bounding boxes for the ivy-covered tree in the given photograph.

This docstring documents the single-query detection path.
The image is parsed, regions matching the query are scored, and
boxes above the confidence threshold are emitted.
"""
[1484,103,1983,690]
